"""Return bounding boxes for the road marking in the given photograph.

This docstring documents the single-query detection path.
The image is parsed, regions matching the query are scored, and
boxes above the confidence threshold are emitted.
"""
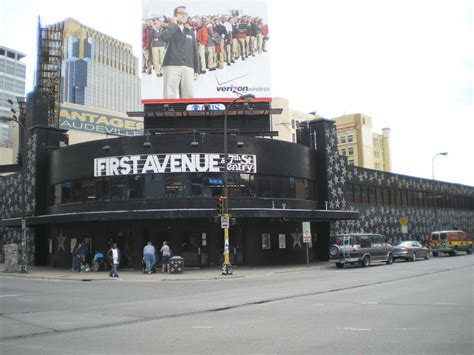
[17,299,32,301]
[337,327,372,331]
[434,302,457,306]
[361,301,378,305]
[192,326,214,329]
[0,294,24,298]
[311,303,325,306]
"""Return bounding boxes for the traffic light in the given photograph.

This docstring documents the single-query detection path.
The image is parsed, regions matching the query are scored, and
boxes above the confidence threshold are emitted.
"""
[216,196,224,215]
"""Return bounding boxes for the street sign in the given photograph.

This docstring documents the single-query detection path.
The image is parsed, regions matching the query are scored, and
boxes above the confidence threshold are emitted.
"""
[302,221,311,243]
[221,215,230,229]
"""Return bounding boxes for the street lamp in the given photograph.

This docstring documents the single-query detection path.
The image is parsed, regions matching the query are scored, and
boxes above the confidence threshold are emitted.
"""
[432,152,448,180]
[0,112,29,273]
[222,93,255,275]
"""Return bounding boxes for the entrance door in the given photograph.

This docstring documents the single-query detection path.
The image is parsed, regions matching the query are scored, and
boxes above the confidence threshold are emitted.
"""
[182,232,209,268]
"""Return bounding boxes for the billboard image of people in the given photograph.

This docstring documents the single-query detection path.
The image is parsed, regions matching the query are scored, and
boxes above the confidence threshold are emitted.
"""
[141,0,271,102]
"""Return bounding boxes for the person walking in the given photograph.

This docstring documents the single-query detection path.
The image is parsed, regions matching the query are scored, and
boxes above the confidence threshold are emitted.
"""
[72,241,83,272]
[143,242,156,274]
[107,243,120,278]
[160,241,171,273]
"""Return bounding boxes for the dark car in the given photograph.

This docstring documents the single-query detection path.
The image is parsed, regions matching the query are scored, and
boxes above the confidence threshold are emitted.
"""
[392,241,430,261]
[328,233,394,268]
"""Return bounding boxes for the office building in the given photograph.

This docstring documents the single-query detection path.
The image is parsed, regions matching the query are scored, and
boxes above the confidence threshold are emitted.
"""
[333,113,391,172]
[272,98,391,172]
[0,46,26,165]
[48,18,141,114]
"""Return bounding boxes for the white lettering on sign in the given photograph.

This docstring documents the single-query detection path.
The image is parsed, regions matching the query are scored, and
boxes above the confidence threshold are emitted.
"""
[94,153,257,177]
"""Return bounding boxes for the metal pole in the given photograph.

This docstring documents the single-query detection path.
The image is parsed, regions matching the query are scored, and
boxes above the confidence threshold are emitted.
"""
[221,94,255,275]
[222,101,231,275]
[431,152,448,180]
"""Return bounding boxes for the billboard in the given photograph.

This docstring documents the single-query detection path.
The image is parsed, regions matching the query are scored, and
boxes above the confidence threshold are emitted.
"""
[141,0,271,102]
[59,103,143,136]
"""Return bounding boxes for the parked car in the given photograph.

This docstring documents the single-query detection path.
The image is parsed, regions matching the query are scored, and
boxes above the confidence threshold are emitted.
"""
[429,230,473,257]
[328,233,393,268]
[392,241,430,261]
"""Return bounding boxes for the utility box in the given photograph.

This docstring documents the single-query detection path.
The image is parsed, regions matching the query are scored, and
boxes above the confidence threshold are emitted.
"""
[4,244,19,272]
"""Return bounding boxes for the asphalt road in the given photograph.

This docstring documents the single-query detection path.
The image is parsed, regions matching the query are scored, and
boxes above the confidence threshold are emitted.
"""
[1,255,473,354]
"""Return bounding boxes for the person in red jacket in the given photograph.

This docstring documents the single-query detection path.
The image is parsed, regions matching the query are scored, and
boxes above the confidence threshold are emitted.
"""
[261,22,269,52]
[195,17,208,74]
[142,21,152,74]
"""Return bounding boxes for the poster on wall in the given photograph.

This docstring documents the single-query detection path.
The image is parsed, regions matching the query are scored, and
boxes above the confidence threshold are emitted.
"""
[70,238,77,253]
[278,234,286,249]
[262,233,271,249]
[141,0,271,102]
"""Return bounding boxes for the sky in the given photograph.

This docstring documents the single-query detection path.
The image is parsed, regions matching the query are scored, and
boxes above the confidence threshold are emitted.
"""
[1,0,473,186]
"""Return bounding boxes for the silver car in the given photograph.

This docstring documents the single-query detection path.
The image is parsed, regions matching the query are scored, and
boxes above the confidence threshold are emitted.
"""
[393,241,430,261]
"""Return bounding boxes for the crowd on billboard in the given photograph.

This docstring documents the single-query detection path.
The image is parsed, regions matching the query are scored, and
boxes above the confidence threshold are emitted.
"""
[142,5,269,99]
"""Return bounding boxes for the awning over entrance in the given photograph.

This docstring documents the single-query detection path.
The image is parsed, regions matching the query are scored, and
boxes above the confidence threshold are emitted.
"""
[1,208,358,227]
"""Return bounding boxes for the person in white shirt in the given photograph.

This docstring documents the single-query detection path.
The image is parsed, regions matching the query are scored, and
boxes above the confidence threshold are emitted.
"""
[107,243,120,278]
[160,241,171,273]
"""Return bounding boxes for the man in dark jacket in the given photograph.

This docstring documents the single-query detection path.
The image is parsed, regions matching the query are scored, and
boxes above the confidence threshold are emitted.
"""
[160,6,199,99]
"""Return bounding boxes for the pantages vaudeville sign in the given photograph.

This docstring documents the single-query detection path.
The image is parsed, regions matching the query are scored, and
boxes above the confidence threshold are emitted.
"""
[94,153,257,177]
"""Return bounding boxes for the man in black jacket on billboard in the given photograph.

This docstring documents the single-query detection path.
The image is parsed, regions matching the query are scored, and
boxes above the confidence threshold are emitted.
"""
[160,6,200,99]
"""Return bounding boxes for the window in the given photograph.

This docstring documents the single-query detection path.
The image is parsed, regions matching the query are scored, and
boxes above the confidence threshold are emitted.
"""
[374,151,380,158]
[346,183,354,203]
[361,185,369,204]
[348,147,354,155]
[257,175,272,198]
[395,190,402,206]
[354,184,361,203]
[348,159,354,166]
[340,136,346,144]
[389,189,396,205]
[347,135,353,143]
[376,187,383,205]
[369,187,376,204]
[401,190,407,206]
[272,176,290,198]
[240,174,256,197]
[341,148,346,156]
[360,237,371,248]
[294,178,309,199]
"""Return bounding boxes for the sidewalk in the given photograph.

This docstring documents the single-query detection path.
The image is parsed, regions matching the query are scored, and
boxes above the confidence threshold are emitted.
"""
[0,262,329,282]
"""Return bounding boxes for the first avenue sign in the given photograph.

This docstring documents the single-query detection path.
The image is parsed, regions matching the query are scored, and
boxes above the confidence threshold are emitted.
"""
[94,153,257,177]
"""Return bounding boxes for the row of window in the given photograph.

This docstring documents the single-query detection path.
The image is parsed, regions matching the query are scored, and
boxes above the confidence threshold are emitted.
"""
[51,174,315,205]
[338,134,354,144]
[0,60,26,76]
[346,183,474,210]
[340,147,354,156]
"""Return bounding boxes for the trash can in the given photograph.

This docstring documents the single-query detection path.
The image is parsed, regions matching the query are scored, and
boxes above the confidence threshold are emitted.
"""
[170,256,184,274]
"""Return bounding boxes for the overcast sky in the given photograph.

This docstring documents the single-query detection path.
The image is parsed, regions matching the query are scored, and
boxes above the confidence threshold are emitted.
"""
[1,0,472,186]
